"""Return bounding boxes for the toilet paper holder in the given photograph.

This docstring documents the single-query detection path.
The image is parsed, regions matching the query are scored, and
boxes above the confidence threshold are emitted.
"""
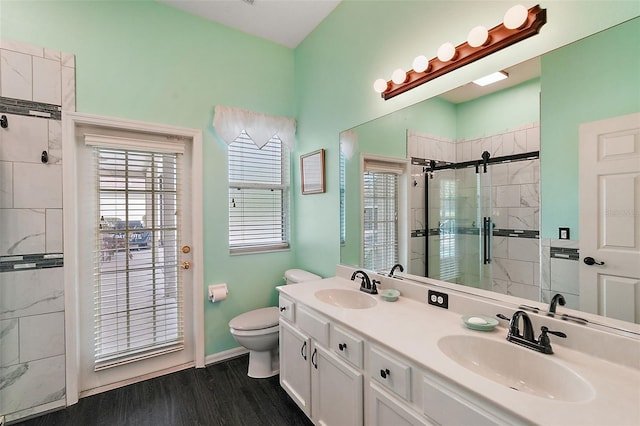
[208,283,228,303]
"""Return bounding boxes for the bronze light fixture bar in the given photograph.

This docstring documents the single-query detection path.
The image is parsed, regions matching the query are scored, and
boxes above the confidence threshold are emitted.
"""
[379,5,547,100]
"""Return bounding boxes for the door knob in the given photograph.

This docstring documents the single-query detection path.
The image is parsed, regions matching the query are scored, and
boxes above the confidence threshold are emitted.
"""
[181,261,191,270]
[583,256,605,266]
[182,245,191,254]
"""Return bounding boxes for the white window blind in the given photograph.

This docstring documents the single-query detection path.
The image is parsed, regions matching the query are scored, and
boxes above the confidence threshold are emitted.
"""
[228,131,289,253]
[438,175,459,282]
[363,161,400,271]
[93,146,183,370]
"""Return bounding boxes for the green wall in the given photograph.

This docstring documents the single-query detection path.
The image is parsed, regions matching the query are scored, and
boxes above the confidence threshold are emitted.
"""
[456,78,540,140]
[293,1,640,277]
[0,0,297,356]
[540,17,640,239]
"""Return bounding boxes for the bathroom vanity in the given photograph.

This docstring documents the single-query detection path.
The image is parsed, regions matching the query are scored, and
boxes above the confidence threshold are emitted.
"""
[277,267,640,426]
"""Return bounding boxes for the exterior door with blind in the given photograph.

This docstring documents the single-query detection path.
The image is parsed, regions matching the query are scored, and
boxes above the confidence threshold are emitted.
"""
[579,112,640,323]
[362,157,408,271]
[75,130,196,395]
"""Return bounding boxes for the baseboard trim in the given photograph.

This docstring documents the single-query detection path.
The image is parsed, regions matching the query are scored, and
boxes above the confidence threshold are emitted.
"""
[204,347,249,366]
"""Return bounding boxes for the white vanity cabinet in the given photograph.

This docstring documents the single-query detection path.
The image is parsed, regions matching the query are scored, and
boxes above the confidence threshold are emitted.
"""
[279,298,364,426]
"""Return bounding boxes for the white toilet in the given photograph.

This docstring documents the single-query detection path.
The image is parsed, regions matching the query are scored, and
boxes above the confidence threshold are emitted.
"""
[229,269,321,378]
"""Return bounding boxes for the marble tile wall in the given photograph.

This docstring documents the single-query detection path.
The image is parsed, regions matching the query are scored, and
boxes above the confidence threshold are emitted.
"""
[409,124,541,300]
[0,39,75,422]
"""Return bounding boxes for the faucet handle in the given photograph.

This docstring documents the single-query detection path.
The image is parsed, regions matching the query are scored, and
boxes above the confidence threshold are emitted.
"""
[371,279,379,295]
[496,313,510,322]
[537,326,567,354]
[540,326,567,338]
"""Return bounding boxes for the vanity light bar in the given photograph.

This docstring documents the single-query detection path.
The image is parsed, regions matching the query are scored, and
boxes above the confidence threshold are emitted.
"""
[376,4,546,100]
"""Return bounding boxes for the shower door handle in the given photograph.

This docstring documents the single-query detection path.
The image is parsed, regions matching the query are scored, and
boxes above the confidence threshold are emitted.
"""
[483,217,492,264]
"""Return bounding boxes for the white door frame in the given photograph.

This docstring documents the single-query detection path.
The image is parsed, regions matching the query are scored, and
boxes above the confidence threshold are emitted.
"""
[62,111,204,405]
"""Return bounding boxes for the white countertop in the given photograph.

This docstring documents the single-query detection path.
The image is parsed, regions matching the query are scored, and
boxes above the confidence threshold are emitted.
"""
[277,276,640,426]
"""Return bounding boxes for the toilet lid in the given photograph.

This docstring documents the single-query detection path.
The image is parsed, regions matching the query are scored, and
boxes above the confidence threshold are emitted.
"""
[229,307,279,331]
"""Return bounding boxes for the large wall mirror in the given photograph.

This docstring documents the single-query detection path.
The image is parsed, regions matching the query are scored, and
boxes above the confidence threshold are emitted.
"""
[340,18,640,328]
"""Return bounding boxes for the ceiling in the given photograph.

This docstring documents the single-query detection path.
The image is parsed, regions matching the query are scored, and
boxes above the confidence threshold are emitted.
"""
[158,0,342,48]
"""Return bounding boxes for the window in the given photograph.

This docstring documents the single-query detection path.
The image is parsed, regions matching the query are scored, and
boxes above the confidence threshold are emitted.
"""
[93,146,183,370]
[362,159,404,271]
[228,131,290,253]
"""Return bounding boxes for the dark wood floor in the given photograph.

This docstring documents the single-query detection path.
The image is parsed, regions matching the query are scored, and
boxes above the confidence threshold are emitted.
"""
[15,355,313,426]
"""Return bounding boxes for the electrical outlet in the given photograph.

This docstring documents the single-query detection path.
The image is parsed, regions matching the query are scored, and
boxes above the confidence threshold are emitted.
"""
[428,290,448,309]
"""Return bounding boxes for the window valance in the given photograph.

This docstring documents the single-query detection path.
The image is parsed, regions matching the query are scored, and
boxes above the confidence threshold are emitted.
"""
[213,105,296,150]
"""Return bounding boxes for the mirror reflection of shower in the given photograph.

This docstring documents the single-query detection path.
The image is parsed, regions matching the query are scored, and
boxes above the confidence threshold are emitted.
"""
[408,125,541,301]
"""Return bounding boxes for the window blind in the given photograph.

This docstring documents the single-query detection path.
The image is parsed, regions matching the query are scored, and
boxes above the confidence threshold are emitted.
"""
[228,131,289,253]
[93,146,183,370]
[438,176,459,282]
[363,169,399,271]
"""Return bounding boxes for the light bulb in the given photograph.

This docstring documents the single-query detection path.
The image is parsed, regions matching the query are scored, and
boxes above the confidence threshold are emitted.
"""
[412,55,430,73]
[437,42,456,62]
[467,25,489,47]
[391,68,407,85]
[504,4,528,30]
[373,78,388,93]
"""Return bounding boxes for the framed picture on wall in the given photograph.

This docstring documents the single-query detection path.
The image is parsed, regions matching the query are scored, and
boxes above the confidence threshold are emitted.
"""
[300,149,325,194]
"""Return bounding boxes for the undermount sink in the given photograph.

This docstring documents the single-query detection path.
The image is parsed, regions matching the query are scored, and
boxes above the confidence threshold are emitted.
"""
[314,289,377,309]
[438,335,595,402]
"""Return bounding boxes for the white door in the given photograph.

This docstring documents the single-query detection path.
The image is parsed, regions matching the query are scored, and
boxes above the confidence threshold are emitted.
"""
[68,119,201,397]
[579,112,640,323]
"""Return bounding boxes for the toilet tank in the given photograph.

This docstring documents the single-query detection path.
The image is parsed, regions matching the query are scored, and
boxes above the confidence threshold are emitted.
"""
[285,269,321,285]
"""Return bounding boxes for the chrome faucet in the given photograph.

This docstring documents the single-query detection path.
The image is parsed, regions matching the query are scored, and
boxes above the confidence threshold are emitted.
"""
[547,293,566,316]
[497,310,567,354]
[389,263,404,278]
[351,270,378,294]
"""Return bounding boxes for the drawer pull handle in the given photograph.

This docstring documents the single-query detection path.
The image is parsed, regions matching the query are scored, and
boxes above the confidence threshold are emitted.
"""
[280,306,286,312]
[338,343,347,351]
[301,341,307,360]
[380,368,390,379]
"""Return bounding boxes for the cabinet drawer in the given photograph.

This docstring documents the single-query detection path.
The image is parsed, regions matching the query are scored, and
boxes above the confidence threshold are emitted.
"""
[279,295,295,322]
[370,347,412,401]
[297,305,330,347]
[331,325,364,368]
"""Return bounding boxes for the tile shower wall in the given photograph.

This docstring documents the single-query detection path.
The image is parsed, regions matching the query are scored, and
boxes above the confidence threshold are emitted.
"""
[0,39,75,422]
[408,123,541,300]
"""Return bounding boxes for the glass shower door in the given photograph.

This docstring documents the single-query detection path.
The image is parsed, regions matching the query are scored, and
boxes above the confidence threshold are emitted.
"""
[426,164,493,290]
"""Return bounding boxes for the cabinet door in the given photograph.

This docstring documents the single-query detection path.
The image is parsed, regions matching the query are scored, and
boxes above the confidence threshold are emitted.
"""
[311,344,364,426]
[369,384,432,426]
[280,321,311,416]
